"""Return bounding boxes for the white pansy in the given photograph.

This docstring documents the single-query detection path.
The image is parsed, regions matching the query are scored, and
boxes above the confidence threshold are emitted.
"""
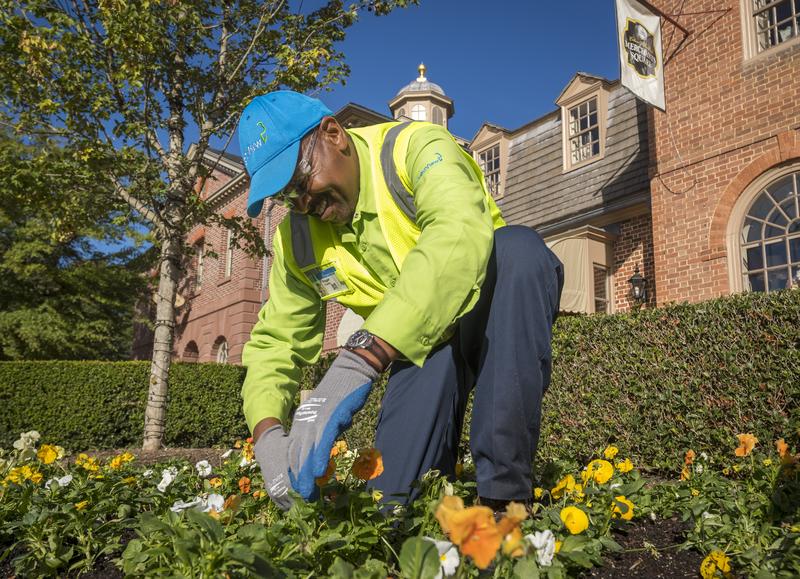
[170,498,203,513]
[202,493,225,513]
[526,530,556,567]
[157,467,179,493]
[423,538,459,578]
[240,456,253,467]
[700,452,709,461]
[649,512,657,522]
[695,464,704,474]
[195,460,212,477]
[442,481,454,496]
[13,430,41,451]
[221,449,233,459]
[142,469,153,478]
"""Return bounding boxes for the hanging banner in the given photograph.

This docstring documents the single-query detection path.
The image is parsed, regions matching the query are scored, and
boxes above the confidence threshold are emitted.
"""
[616,0,665,111]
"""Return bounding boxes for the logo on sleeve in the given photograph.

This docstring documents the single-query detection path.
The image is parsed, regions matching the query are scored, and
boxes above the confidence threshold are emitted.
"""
[417,152,443,180]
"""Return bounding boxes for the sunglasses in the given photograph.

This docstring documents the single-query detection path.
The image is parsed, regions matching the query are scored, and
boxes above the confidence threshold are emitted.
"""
[273,128,320,209]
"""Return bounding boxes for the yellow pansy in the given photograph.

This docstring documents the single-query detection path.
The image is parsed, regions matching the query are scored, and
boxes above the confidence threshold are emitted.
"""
[551,474,576,499]
[603,445,619,460]
[615,458,634,473]
[611,495,635,521]
[582,459,614,484]
[75,453,99,472]
[700,550,731,579]
[37,444,64,465]
[75,500,90,511]
[560,506,589,534]
[534,487,544,499]
[108,452,135,470]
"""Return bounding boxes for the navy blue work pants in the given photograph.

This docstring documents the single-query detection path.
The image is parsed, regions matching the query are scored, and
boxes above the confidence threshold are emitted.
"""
[368,225,564,504]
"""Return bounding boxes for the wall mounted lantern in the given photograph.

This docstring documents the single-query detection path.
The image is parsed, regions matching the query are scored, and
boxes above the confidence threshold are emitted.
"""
[628,265,648,304]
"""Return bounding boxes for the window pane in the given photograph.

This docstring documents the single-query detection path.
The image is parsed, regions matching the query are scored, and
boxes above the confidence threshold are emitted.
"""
[792,265,800,288]
[589,99,597,113]
[790,236,800,261]
[765,240,788,266]
[745,245,764,270]
[767,268,789,290]
[748,193,775,220]
[780,198,797,220]
[589,113,598,127]
[580,117,588,131]
[765,225,785,238]
[790,221,800,234]
[776,0,793,22]
[768,175,794,203]
[768,209,789,227]
[748,272,766,292]
[592,142,600,155]
[741,217,764,243]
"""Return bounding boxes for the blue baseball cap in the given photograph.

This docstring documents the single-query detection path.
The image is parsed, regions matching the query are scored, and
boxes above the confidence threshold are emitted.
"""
[238,91,333,217]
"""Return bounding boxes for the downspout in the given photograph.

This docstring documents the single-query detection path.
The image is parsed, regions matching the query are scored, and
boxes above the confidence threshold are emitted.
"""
[260,201,275,305]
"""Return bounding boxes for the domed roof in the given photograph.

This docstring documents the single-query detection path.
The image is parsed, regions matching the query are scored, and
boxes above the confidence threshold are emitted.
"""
[395,63,446,97]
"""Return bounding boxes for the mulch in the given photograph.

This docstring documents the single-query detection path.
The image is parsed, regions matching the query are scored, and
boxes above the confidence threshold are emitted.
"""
[583,516,705,579]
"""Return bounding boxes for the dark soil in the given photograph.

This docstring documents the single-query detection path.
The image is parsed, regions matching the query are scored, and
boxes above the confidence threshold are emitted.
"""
[584,516,705,579]
[67,447,227,468]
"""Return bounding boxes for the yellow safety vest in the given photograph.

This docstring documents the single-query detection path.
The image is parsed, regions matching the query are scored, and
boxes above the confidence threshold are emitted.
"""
[280,121,505,319]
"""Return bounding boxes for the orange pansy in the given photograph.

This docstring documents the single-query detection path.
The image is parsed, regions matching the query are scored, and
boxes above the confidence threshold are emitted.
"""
[351,448,384,480]
[734,433,758,457]
[330,440,348,458]
[238,476,251,494]
[684,450,696,465]
[435,496,504,569]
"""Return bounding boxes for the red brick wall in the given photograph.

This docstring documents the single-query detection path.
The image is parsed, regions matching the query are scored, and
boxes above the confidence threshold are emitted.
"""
[175,168,265,365]
[650,0,800,304]
[613,213,656,312]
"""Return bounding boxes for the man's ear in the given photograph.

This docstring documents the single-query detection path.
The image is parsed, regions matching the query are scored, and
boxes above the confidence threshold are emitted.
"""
[319,116,347,151]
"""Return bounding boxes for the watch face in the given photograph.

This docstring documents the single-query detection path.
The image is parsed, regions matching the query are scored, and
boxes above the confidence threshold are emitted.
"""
[348,329,372,349]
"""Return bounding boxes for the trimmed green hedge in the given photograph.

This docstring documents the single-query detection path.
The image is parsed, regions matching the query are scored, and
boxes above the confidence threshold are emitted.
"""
[1,291,799,469]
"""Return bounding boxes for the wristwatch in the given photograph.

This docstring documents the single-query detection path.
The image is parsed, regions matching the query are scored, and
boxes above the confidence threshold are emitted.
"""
[344,329,391,372]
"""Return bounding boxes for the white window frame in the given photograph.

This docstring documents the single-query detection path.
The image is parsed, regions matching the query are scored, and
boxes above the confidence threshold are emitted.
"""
[224,229,233,279]
[195,243,204,289]
[410,103,426,121]
[725,161,800,292]
[478,144,502,199]
[558,85,608,173]
[215,339,229,364]
[740,0,800,60]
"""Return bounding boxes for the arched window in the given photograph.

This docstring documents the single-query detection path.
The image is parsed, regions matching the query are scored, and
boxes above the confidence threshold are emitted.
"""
[183,341,199,362]
[213,336,229,364]
[411,104,426,121]
[396,107,405,119]
[737,169,800,292]
[432,107,443,126]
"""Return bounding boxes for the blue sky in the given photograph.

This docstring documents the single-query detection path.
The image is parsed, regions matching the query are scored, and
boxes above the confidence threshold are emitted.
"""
[315,0,621,141]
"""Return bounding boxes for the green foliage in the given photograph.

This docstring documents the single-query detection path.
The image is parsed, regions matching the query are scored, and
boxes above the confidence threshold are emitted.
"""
[0,362,249,449]
[1,290,798,462]
[0,131,151,361]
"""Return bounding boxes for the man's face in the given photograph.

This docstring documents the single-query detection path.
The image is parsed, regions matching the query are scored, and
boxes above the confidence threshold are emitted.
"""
[281,117,360,226]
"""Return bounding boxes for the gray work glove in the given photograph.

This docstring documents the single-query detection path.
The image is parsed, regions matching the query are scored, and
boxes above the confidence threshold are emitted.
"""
[254,425,294,511]
[286,349,379,500]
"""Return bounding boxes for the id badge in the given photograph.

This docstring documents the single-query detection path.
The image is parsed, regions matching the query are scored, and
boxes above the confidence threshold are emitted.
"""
[302,261,353,300]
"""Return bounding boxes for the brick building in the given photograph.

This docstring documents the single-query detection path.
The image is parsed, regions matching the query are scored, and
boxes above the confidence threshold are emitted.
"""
[650,0,800,302]
[135,0,800,364]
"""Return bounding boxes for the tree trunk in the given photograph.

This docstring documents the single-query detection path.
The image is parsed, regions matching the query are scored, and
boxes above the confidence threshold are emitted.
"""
[142,235,182,450]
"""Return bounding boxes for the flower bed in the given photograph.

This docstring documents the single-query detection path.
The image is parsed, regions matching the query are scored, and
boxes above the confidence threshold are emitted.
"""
[2,431,798,578]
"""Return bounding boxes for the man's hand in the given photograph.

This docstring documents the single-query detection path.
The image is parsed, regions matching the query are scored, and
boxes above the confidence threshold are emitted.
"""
[286,349,379,499]
[253,424,294,511]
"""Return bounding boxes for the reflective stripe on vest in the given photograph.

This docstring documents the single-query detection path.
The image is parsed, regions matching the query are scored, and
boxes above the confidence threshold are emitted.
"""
[290,122,417,269]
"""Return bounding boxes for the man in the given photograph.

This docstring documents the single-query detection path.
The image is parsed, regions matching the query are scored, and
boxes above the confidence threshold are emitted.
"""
[238,90,563,511]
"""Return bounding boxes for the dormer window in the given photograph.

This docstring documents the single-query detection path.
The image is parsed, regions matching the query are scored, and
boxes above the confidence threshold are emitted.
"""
[478,145,501,198]
[556,74,609,173]
[568,98,601,165]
